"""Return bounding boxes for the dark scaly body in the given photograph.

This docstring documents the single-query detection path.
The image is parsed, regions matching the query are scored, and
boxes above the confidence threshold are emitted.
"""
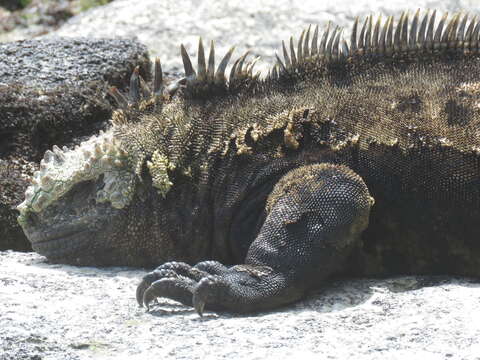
[116,13,480,275]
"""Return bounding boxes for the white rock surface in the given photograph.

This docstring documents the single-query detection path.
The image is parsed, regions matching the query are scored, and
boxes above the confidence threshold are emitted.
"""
[49,0,479,74]
[1,251,480,360]
[3,1,480,359]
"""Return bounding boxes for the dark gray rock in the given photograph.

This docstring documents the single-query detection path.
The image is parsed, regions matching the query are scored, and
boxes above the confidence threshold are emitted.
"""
[0,37,149,89]
[0,37,150,251]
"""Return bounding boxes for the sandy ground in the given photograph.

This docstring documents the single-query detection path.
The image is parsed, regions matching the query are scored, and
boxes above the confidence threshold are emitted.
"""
[2,251,480,360]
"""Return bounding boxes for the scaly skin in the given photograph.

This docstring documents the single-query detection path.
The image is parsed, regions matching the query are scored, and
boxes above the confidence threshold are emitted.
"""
[18,10,480,314]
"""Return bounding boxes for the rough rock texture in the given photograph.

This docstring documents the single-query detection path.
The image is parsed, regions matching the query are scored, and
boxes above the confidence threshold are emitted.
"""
[0,37,149,251]
[1,252,479,360]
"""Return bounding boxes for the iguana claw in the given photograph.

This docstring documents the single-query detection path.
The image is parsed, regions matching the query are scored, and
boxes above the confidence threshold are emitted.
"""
[192,293,206,317]
[136,280,149,307]
[142,286,157,310]
[191,275,223,316]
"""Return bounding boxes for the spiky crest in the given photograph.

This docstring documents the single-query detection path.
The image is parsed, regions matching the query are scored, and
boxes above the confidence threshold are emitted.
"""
[110,10,480,109]
[109,39,261,115]
[272,10,480,80]
[109,9,480,198]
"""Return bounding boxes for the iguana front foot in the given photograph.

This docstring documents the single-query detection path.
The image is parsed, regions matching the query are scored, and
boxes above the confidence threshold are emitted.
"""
[137,263,279,314]
[137,260,229,311]
[137,163,373,315]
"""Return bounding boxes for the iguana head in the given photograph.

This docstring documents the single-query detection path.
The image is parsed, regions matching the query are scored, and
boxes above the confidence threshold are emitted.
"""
[16,129,142,265]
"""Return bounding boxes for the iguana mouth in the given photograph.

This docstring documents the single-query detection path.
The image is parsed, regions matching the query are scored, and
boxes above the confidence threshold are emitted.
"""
[21,207,103,260]
[27,217,90,243]
[29,228,94,260]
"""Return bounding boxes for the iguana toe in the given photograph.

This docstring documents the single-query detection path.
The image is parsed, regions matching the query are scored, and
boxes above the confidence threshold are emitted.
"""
[193,275,226,316]
[192,293,206,317]
[136,279,150,307]
[141,276,198,310]
[136,272,161,307]
[142,283,159,310]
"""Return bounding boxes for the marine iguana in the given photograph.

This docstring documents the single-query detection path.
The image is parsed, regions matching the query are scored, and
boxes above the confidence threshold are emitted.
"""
[17,10,480,315]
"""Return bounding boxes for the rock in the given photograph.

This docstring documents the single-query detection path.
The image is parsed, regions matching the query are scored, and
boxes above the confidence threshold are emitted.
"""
[0,251,479,359]
[0,158,36,251]
[0,37,150,251]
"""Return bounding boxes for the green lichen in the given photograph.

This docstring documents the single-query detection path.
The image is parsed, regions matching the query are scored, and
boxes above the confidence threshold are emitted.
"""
[79,0,112,12]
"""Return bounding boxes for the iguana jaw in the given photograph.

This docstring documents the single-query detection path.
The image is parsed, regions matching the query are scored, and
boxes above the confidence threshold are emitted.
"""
[24,210,101,263]
[19,174,128,264]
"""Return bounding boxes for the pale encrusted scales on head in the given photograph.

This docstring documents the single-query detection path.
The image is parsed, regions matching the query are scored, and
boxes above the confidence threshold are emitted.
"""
[17,130,136,223]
